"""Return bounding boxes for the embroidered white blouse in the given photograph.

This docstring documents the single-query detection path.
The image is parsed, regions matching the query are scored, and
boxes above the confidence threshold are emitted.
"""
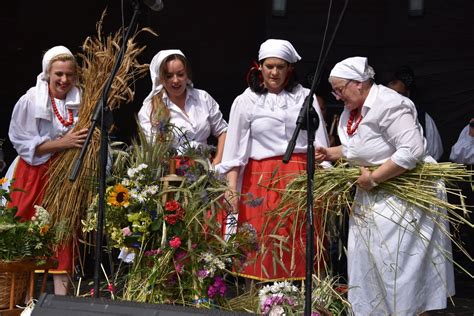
[8,86,81,166]
[338,84,427,169]
[138,87,228,151]
[216,84,330,175]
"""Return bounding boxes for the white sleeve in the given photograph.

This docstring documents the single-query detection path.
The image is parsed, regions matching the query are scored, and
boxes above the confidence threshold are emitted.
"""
[8,94,51,165]
[380,101,425,170]
[204,92,228,137]
[214,95,252,175]
[424,113,443,161]
[449,125,474,164]
[312,96,330,149]
[311,96,331,167]
[137,101,153,141]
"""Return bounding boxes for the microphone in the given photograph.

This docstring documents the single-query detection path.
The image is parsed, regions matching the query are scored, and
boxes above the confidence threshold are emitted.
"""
[142,0,164,11]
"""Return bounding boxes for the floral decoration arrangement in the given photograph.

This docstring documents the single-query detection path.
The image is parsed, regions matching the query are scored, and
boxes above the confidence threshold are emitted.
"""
[82,129,259,306]
[258,276,350,316]
[0,179,59,264]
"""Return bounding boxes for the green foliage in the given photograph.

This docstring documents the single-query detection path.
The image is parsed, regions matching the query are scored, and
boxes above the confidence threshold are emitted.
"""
[0,184,59,262]
[83,124,258,306]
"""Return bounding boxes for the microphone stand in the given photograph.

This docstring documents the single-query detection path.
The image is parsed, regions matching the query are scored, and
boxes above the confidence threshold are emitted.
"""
[282,0,348,314]
[69,0,142,298]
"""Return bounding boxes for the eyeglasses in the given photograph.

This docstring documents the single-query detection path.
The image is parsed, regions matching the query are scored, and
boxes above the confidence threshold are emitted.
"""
[331,80,353,98]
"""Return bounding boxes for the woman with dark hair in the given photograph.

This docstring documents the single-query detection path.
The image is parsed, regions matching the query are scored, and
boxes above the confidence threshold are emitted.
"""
[138,49,228,166]
[216,39,329,282]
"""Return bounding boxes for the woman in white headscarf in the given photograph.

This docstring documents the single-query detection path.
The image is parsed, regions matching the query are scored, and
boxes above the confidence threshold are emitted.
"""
[216,39,329,282]
[316,56,454,315]
[138,49,228,165]
[4,45,88,295]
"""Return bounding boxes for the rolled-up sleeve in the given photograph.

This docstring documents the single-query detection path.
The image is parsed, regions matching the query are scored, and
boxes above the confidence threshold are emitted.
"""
[381,102,425,170]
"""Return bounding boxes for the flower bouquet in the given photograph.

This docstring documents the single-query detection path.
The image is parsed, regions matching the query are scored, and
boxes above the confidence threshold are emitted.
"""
[82,128,258,307]
[0,179,59,264]
[0,178,61,309]
[258,276,350,316]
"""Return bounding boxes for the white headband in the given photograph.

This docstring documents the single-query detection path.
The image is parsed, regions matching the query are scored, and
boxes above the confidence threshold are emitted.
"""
[41,45,73,77]
[35,45,80,121]
[144,49,193,105]
[329,56,375,82]
[258,39,301,63]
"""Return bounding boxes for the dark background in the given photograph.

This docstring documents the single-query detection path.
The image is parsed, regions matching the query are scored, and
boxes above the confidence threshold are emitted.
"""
[1,0,473,168]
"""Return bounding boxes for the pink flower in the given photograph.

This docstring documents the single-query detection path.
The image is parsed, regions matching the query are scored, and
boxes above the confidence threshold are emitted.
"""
[108,283,115,293]
[122,226,132,236]
[175,262,184,274]
[169,236,181,249]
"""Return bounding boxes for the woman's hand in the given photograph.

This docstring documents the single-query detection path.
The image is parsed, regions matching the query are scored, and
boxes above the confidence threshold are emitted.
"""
[357,167,378,191]
[57,128,88,149]
[315,145,342,163]
[315,146,328,163]
[35,128,88,156]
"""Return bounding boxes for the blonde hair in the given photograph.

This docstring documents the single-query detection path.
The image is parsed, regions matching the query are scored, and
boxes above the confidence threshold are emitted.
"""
[44,53,78,82]
[150,90,171,127]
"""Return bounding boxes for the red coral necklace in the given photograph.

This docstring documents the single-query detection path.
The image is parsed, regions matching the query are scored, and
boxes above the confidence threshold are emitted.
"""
[346,109,363,136]
[49,89,74,127]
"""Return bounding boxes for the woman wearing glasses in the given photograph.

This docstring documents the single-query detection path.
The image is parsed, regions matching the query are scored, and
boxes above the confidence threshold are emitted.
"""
[316,57,454,315]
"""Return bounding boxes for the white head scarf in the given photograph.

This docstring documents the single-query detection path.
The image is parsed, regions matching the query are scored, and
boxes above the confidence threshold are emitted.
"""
[329,56,375,82]
[258,39,301,63]
[143,49,193,105]
[34,45,80,121]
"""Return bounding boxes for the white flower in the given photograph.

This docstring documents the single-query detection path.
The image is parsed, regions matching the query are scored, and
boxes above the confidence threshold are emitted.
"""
[137,163,148,170]
[268,305,285,316]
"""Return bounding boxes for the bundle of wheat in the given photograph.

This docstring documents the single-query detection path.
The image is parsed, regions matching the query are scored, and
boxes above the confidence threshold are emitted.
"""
[42,13,154,243]
[267,161,473,276]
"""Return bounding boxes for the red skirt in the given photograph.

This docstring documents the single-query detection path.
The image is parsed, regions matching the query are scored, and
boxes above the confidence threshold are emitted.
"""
[8,157,74,273]
[236,153,324,281]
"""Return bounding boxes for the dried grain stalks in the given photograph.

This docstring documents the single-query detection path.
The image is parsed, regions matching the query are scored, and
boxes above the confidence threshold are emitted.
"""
[42,16,155,243]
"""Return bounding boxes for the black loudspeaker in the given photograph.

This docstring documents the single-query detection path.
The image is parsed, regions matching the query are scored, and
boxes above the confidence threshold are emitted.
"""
[31,293,251,316]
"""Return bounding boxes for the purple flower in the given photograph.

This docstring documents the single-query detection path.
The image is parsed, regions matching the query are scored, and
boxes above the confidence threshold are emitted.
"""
[197,269,209,279]
[144,248,162,257]
[243,193,264,207]
[262,294,297,314]
[207,276,227,298]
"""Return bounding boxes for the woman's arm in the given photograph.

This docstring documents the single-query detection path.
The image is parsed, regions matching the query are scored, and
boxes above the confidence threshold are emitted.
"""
[315,145,343,163]
[357,159,407,191]
[35,128,88,156]
[225,166,240,213]
[212,132,227,166]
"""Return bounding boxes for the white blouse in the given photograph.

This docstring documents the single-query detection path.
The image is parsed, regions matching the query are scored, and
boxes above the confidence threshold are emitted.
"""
[424,112,443,161]
[217,84,330,175]
[339,84,426,169]
[449,124,474,164]
[138,87,228,151]
[9,87,80,166]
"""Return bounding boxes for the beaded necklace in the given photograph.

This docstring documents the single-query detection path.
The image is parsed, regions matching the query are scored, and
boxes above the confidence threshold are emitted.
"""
[346,109,363,136]
[49,90,74,127]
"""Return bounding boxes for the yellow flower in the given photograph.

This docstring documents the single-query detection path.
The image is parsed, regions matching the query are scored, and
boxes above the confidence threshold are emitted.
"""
[0,177,7,185]
[107,184,130,207]
[39,225,50,236]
